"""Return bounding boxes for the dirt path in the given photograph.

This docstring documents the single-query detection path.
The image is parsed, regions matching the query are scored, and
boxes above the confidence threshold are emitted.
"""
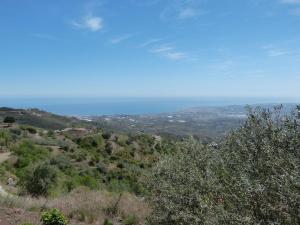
[0,152,11,197]
[0,152,11,164]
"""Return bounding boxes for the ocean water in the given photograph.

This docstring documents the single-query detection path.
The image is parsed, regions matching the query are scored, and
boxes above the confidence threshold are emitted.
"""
[0,97,297,116]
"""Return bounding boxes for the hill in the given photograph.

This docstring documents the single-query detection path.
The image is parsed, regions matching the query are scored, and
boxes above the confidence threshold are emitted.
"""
[0,107,88,130]
[0,109,178,224]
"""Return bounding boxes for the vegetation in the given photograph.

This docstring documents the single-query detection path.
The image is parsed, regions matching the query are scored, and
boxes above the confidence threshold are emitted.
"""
[3,116,16,124]
[1,106,299,224]
[147,106,300,225]
[41,208,68,225]
[103,219,113,225]
[0,114,177,196]
[25,163,58,197]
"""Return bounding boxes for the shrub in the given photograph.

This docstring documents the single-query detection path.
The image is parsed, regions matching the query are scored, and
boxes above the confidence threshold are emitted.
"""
[10,128,22,135]
[13,141,49,169]
[123,215,138,225]
[25,163,57,197]
[41,208,68,225]
[103,219,113,225]
[50,155,72,171]
[0,130,11,147]
[3,116,15,124]
[147,106,300,225]
[26,127,37,134]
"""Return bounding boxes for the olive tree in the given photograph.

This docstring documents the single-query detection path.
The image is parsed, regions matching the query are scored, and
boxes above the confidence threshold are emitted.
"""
[147,106,300,225]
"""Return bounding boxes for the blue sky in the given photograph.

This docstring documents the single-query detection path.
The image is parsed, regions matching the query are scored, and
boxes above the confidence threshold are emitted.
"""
[0,0,300,98]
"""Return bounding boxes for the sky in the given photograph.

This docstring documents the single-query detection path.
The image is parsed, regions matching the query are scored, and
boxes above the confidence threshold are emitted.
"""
[0,0,300,98]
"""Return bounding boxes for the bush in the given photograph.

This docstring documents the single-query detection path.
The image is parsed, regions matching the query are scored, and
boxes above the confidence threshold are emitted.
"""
[41,208,68,225]
[25,163,57,197]
[13,141,49,169]
[0,130,11,147]
[147,106,300,225]
[103,219,113,225]
[26,127,37,134]
[50,155,72,171]
[123,215,138,225]
[3,116,15,124]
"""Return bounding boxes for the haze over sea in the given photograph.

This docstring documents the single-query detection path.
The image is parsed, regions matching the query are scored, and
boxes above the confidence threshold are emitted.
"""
[0,97,298,116]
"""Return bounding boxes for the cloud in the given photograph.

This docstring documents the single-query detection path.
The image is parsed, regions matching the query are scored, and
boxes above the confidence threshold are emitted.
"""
[139,38,163,48]
[263,45,293,57]
[151,45,174,53]
[72,15,103,32]
[289,7,300,15]
[160,0,207,21]
[150,44,188,61]
[165,52,188,60]
[279,0,300,15]
[110,33,137,44]
[178,7,207,19]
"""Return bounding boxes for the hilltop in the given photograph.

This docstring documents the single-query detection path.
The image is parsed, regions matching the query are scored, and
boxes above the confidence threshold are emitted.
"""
[0,107,89,130]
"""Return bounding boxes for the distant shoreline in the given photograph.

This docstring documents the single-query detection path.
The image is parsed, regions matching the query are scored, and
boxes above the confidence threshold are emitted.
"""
[0,97,298,116]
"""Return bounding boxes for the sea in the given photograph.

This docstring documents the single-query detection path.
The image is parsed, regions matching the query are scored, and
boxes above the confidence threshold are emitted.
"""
[0,97,298,116]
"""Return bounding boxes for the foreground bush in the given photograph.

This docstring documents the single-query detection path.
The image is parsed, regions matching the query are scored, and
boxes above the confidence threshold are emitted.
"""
[147,106,300,225]
[41,208,68,225]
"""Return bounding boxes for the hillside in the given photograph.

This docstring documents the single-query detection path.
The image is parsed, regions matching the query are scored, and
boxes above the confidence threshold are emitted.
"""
[1,106,298,225]
[0,110,178,224]
[0,107,88,130]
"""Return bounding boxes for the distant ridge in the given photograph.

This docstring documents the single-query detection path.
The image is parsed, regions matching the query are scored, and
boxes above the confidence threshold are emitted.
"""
[0,107,88,130]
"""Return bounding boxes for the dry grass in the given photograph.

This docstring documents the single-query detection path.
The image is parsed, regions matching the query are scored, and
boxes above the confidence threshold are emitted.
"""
[0,187,150,224]
[0,152,11,164]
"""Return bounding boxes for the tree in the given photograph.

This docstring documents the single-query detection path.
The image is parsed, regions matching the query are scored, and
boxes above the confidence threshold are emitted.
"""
[147,106,300,225]
[25,163,57,197]
[3,116,16,124]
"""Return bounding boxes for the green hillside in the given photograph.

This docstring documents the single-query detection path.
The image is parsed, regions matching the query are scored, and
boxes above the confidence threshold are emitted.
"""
[0,107,87,130]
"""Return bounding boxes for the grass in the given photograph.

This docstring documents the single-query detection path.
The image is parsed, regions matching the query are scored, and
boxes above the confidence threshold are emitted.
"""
[0,187,150,224]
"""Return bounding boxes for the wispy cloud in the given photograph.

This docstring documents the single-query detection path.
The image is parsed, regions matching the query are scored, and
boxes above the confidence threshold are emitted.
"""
[289,7,300,15]
[110,33,137,44]
[139,38,163,48]
[263,45,293,57]
[178,7,207,19]
[150,44,188,60]
[151,45,174,53]
[160,0,207,21]
[165,52,188,60]
[72,15,103,32]
[279,0,300,15]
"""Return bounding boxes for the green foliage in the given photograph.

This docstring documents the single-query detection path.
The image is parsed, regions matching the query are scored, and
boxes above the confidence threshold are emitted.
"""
[103,218,113,225]
[50,155,72,171]
[3,116,16,123]
[25,163,57,197]
[147,106,300,225]
[0,130,11,147]
[13,141,49,169]
[1,112,177,196]
[123,215,138,225]
[41,208,68,225]
[23,126,37,134]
